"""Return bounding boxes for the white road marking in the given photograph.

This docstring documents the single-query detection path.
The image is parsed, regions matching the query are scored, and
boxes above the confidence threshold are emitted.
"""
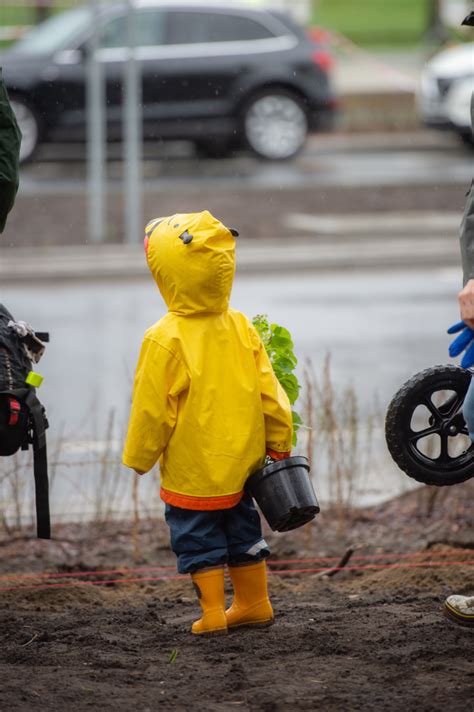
[285,211,461,235]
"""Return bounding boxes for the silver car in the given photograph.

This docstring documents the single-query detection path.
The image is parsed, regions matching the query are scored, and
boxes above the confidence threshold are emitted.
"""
[418,42,473,145]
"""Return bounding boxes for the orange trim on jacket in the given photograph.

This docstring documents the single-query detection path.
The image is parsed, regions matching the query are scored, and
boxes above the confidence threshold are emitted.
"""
[161,486,244,511]
[266,449,291,461]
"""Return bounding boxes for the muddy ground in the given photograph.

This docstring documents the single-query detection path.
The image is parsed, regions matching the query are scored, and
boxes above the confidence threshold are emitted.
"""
[1,480,473,711]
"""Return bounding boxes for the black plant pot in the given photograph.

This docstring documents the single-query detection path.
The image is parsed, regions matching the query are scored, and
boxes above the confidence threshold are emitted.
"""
[246,455,320,532]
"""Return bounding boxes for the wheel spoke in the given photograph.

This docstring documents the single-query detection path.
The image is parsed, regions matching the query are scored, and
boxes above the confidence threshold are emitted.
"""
[440,392,464,418]
[422,395,442,422]
[409,425,440,443]
[438,434,450,464]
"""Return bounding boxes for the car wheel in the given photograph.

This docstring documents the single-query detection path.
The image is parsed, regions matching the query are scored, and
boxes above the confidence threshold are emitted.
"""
[9,96,40,163]
[242,90,308,160]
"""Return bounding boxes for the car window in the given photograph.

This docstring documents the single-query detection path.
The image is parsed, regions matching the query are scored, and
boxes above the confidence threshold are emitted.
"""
[165,11,276,45]
[101,10,165,48]
[12,6,92,53]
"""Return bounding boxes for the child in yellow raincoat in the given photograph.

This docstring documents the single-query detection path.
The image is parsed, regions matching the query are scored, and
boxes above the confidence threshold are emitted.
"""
[123,211,293,635]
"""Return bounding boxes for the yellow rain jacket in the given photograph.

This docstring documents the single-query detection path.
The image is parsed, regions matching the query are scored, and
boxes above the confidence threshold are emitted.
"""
[123,211,293,510]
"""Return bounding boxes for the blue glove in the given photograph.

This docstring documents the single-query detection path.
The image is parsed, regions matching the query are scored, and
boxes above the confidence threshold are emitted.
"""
[448,321,474,368]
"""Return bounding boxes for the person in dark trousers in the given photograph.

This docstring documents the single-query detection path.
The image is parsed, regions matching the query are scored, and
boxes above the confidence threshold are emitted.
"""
[443,9,474,629]
[0,67,21,233]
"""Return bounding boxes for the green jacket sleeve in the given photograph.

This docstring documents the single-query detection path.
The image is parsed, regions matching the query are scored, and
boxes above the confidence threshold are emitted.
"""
[0,68,22,233]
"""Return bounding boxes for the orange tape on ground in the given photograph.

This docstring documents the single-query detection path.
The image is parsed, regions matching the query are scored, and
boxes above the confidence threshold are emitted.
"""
[0,560,472,592]
[3,550,469,584]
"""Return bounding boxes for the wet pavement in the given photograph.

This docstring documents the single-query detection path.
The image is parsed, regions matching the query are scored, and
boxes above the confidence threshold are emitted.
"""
[17,131,473,193]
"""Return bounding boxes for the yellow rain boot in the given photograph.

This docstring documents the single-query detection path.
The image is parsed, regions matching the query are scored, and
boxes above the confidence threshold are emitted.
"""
[190,568,228,635]
[226,561,274,629]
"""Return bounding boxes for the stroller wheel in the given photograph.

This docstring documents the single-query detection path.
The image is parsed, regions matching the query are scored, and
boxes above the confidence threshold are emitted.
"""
[385,365,474,486]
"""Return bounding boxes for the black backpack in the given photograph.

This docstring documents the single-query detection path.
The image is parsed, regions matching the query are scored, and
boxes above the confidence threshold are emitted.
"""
[0,304,50,539]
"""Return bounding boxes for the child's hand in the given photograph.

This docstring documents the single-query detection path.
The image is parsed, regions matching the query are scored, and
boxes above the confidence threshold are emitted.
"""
[448,321,474,368]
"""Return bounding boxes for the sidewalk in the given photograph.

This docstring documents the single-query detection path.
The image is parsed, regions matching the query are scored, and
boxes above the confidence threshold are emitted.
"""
[332,41,426,130]
[334,43,422,95]
[0,231,462,283]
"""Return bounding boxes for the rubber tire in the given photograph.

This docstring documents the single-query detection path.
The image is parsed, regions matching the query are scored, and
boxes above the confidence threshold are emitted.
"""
[241,89,308,161]
[385,365,474,486]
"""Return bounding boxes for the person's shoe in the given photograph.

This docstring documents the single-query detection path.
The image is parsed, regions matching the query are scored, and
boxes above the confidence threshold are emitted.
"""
[226,561,274,629]
[443,594,474,627]
[190,568,228,635]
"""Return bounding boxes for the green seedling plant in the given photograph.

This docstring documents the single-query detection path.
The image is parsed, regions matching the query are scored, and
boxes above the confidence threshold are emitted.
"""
[252,314,303,445]
[168,649,179,664]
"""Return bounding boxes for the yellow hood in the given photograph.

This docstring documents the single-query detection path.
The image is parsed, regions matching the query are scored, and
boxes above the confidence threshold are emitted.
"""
[145,211,236,315]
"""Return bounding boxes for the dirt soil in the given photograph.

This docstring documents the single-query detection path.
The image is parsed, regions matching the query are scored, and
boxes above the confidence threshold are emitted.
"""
[1,481,473,711]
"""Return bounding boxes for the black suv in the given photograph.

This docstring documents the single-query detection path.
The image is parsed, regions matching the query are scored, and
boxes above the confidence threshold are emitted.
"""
[1,1,336,162]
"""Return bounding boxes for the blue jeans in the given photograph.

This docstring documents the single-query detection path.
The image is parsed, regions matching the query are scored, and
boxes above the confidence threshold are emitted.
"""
[165,493,269,574]
[463,375,474,443]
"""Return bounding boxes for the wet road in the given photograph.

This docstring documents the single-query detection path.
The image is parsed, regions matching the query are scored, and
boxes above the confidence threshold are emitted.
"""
[18,131,473,194]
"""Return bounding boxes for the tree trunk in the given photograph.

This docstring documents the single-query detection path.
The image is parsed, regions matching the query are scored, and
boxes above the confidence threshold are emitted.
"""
[425,0,449,44]
[34,1,49,25]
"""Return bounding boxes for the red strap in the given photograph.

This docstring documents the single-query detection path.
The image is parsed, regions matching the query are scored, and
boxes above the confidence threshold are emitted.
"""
[8,398,20,426]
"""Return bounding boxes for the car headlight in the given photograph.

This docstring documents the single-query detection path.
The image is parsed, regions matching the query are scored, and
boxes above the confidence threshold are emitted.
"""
[445,78,473,128]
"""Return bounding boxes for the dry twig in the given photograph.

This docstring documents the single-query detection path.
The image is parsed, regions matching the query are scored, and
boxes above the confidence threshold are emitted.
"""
[312,546,358,579]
